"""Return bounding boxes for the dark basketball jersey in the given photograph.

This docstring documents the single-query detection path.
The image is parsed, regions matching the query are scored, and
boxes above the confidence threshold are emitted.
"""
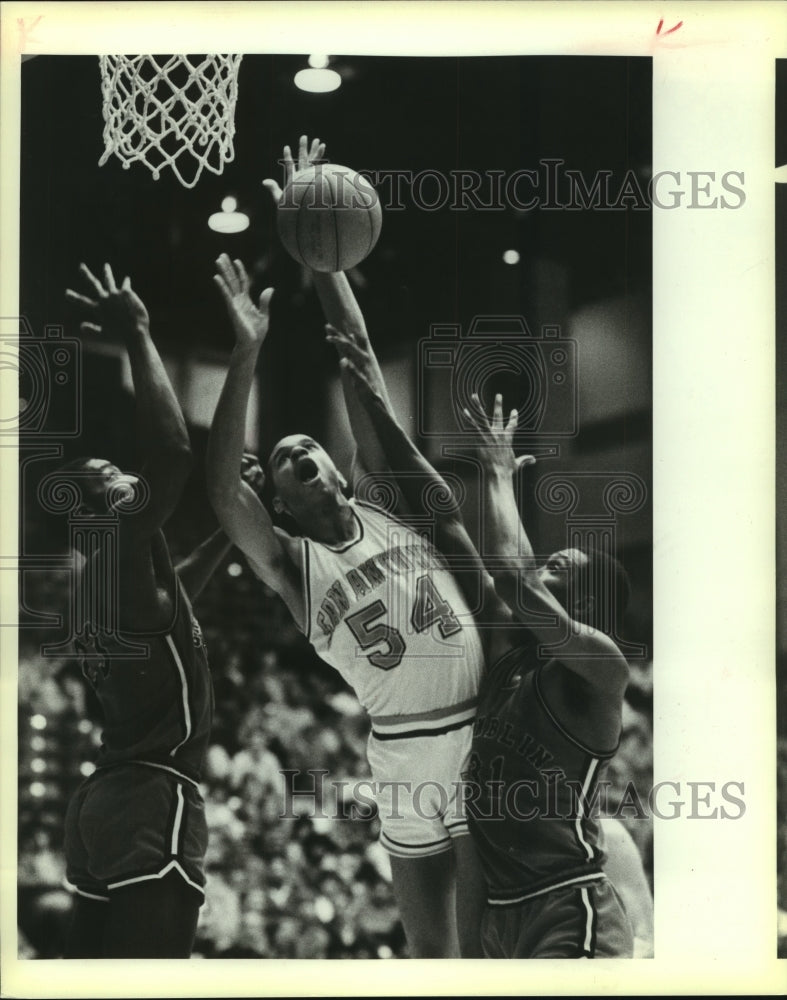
[74,576,213,783]
[465,642,617,904]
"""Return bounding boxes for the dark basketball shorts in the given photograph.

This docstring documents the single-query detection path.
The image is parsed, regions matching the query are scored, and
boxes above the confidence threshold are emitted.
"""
[481,876,635,958]
[64,762,208,903]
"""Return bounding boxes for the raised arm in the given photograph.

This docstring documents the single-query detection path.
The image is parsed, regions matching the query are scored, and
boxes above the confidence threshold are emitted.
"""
[66,264,193,632]
[467,394,628,695]
[316,272,394,485]
[263,135,392,484]
[66,264,192,537]
[206,257,305,628]
[340,355,512,649]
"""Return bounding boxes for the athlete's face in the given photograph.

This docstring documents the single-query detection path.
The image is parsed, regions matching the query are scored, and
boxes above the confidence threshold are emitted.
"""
[537,548,589,609]
[73,459,140,515]
[268,434,346,517]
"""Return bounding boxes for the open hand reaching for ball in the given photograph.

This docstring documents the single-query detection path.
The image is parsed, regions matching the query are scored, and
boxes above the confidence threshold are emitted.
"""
[66,263,149,337]
[213,253,274,349]
[262,135,326,206]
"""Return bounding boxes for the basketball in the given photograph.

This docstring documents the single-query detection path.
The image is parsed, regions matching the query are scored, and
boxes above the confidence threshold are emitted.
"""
[276,163,383,272]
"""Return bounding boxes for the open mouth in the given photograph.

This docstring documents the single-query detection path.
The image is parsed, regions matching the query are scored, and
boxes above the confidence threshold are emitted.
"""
[295,456,319,484]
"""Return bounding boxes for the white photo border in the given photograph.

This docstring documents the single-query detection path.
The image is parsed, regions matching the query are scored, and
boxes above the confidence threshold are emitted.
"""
[1,1,783,995]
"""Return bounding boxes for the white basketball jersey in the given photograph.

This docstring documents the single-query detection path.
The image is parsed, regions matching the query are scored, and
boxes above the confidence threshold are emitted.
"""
[302,500,484,736]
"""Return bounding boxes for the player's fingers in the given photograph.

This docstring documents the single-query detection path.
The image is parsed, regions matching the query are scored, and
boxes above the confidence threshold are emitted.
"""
[258,287,275,312]
[65,289,97,309]
[79,321,102,334]
[241,450,265,478]
[262,178,283,204]
[462,406,482,430]
[505,408,518,433]
[340,357,370,393]
[298,134,308,170]
[316,142,326,162]
[332,340,364,364]
[326,326,365,362]
[121,276,131,291]
[470,392,490,425]
[215,254,238,291]
[492,393,504,430]
[282,144,294,186]
[515,454,537,470]
[325,335,350,359]
[232,258,249,293]
[103,263,118,293]
[79,263,106,297]
[309,137,321,162]
[324,322,349,341]
[212,273,233,307]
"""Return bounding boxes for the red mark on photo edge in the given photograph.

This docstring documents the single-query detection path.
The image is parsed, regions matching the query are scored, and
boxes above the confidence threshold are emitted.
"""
[17,15,43,51]
[656,18,684,35]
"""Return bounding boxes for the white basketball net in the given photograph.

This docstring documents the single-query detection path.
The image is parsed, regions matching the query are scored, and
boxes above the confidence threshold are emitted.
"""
[98,55,243,189]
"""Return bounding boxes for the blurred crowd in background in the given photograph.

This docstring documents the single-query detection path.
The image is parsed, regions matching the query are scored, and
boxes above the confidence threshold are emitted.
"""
[18,549,654,960]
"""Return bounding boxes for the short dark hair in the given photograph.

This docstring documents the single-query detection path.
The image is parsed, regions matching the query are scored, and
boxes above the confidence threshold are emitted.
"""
[55,456,106,514]
[57,456,96,475]
[573,545,632,630]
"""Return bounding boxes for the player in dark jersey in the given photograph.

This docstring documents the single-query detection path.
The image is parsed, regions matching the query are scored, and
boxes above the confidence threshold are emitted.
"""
[59,264,235,958]
[335,356,637,958]
[460,393,633,957]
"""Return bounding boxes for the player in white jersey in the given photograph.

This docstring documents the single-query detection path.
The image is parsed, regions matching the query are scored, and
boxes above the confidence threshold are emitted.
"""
[206,138,488,957]
[302,497,483,732]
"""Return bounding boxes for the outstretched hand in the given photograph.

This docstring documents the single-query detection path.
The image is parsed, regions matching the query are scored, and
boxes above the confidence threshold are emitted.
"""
[214,253,274,349]
[325,322,388,401]
[336,351,382,411]
[325,321,371,369]
[66,263,149,336]
[463,393,536,475]
[262,134,326,206]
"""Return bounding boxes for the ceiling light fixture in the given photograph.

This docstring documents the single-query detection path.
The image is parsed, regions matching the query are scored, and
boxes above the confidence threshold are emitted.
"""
[295,55,341,93]
[208,196,250,234]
